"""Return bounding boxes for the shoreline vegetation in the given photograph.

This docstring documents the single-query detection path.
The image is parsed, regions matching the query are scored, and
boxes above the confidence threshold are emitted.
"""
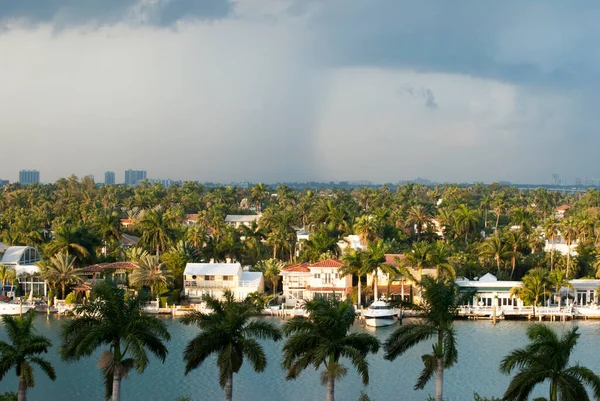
[2,179,600,398]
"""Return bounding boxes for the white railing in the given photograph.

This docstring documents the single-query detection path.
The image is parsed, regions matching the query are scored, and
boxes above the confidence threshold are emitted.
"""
[185,280,237,288]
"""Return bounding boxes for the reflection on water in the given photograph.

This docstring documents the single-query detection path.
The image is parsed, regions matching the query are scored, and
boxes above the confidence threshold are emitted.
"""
[0,316,599,401]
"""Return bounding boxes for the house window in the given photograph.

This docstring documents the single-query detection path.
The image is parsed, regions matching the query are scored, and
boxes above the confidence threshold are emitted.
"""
[314,273,321,279]
[334,273,339,279]
[223,276,233,281]
[204,275,215,281]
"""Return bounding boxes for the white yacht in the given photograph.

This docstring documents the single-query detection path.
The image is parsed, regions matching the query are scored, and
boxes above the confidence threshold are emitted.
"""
[362,299,398,327]
[0,302,35,316]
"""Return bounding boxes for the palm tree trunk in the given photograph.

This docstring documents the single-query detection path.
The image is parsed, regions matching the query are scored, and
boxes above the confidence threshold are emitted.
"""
[435,357,444,401]
[326,375,335,401]
[112,372,121,401]
[273,244,277,260]
[550,379,557,401]
[373,272,378,300]
[550,236,555,271]
[18,376,27,401]
[495,212,500,231]
[496,256,501,275]
[225,371,233,401]
[511,255,516,279]
[566,243,571,277]
[62,283,66,300]
[357,276,362,308]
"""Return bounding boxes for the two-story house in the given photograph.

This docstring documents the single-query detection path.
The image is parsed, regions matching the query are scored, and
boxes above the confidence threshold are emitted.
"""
[280,259,351,301]
[183,262,264,302]
[1,246,47,298]
[224,214,261,229]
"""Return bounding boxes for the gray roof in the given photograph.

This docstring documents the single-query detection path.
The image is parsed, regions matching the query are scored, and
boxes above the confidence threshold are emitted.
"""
[241,271,263,284]
[1,246,29,264]
[184,263,242,276]
[225,215,261,223]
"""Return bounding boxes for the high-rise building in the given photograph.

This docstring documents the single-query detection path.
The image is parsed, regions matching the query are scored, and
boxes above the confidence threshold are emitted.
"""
[19,170,40,185]
[0,179,8,188]
[105,171,115,185]
[124,169,147,186]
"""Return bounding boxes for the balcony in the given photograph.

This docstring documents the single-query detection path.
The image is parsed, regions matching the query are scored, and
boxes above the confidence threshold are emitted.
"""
[185,280,237,289]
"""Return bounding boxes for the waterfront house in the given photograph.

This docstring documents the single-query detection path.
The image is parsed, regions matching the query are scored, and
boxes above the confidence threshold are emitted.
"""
[81,261,139,289]
[366,254,419,301]
[456,273,523,308]
[0,246,47,298]
[183,262,264,302]
[280,259,351,301]
[224,214,261,229]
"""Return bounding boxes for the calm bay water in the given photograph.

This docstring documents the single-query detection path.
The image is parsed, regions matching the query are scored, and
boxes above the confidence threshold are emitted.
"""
[1,316,600,401]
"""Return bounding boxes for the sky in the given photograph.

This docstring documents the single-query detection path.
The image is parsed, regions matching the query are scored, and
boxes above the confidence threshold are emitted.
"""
[1,0,599,185]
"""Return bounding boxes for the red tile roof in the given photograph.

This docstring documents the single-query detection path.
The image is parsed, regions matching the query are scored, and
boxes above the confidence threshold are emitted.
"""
[556,204,570,211]
[120,218,134,224]
[282,263,310,273]
[309,259,343,268]
[83,262,139,273]
[185,214,199,221]
[384,254,405,266]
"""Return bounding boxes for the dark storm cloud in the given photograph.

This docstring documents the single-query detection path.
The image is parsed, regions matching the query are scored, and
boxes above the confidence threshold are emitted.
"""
[0,0,232,27]
[310,0,600,88]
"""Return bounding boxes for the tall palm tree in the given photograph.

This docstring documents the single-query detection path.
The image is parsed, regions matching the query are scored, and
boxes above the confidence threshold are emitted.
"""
[130,254,173,297]
[181,290,281,401]
[363,240,389,300]
[282,297,380,401]
[40,253,83,300]
[453,204,480,245]
[45,224,92,263]
[561,217,578,277]
[339,250,368,307]
[405,204,432,241]
[479,233,512,276]
[500,324,600,401]
[251,183,269,212]
[138,208,177,258]
[0,310,56,401]
[253,258,285,294]
[504,231,523,279]
[384,277,464,401]
[428,242,457,280]
[60,282,171,401]
[354,215,379,245]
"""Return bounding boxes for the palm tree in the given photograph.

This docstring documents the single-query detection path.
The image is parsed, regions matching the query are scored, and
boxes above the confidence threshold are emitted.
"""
[510,268,551,316]
[40,253,83,300]
[251,183,269,212]
[0,310,56,401]
[479,233,512,276]
[384,276,463,401]
[138,208,177,258]
[130,254,173,297]
[500,324,600,401]
[60,282,171,401]
[453,204,480,245]
[339,250,368,308]
[363,240,388,300]
[405,204,432,241]
[45,224,92,262]
[561,217,578,277]
[504,231,523,279]
[282,297,380,401]
[181,290,281,401]
[428,242,457,280]
[354,215,379,245]
[0,264,16,296]
[253,258,285,294]
[547,269,572,309]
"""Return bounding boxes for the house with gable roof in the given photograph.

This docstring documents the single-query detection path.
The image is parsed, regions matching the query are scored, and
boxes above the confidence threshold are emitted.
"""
[280,259,351,301]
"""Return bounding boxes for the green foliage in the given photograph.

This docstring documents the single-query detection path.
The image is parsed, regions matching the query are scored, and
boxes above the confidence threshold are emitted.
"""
[64,292,77,305]
[0,392,17,401]
[358,391,375,401]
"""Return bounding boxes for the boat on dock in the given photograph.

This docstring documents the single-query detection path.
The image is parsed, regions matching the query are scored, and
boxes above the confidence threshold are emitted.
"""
[362,300,398,327]
[0,301,35,315]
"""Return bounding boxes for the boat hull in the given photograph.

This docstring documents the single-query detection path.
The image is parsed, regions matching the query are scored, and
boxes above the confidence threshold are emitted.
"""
[0,303,35,315]
[364,314,397,327]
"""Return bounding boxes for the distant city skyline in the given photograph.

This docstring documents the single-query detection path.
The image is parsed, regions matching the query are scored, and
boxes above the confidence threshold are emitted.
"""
[1,2,600,183]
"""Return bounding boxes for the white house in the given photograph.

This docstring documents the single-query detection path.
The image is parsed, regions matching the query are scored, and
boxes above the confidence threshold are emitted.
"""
[280,259,351,301]
[225,214,261,229]
[336,235,367,253]
[183,262,264,302]
[456,273,523,308]
[544,232,578,256]
[0,246,47,297]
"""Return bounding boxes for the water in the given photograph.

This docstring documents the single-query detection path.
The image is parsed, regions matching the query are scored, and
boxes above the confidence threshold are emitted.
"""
[1,316,600,401]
